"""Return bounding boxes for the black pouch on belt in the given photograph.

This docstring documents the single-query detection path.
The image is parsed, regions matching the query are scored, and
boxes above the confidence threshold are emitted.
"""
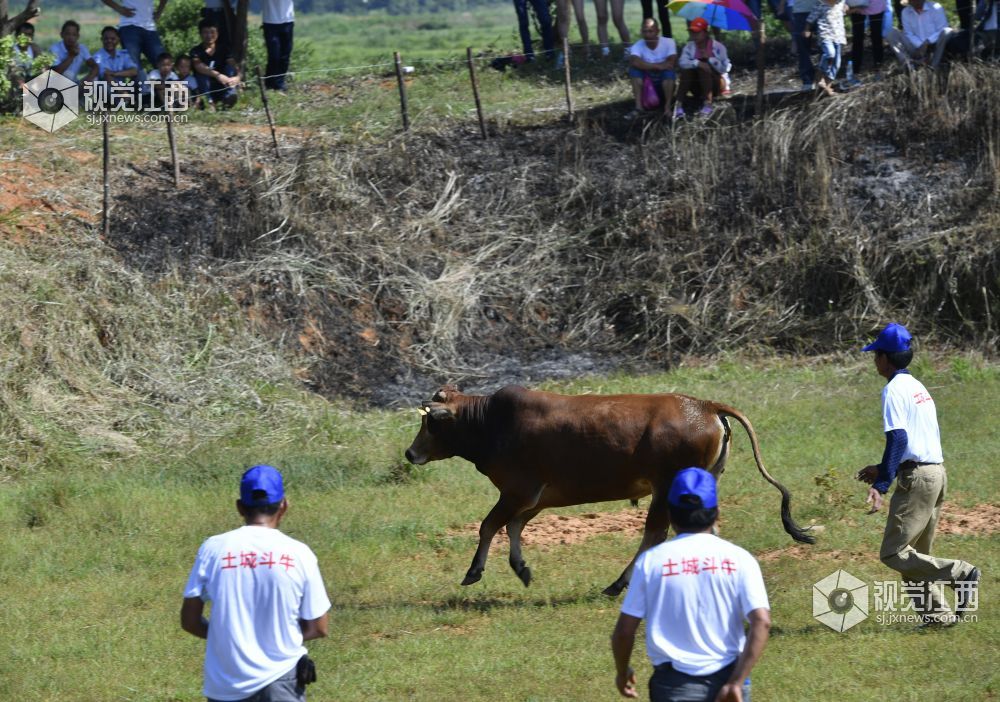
[296,655,317,687]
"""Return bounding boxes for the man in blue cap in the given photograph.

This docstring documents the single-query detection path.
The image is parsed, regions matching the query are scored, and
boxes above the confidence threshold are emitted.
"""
[857,323,980,626]
[611,467,771,702]
[181,465,331,701]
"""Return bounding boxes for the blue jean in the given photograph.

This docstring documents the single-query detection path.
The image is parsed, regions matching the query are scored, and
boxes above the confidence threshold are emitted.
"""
[513,0,554,57]
[118,25,165,84]
[649,662,751,702]
[818,40,841,81]
[791,12,816,84]
[195,63,238,103]
[263,22,294,90]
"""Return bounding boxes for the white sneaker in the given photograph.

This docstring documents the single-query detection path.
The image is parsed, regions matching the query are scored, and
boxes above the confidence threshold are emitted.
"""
[601,45,611,57]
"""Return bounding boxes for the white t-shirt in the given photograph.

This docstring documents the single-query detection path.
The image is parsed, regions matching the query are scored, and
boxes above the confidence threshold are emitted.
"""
[628,37,677,65]
[184,526,331,702]
[118,0,158,31]
[262,0,295,24]
[881,372,944,464]
[621,532,770,676]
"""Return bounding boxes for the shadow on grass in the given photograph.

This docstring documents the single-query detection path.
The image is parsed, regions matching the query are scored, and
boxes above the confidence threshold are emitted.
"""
[339,588,613,614]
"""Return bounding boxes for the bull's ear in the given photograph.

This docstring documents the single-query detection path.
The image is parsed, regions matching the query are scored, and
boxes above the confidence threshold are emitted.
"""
[428,405,455,422]
[432,389,449,402]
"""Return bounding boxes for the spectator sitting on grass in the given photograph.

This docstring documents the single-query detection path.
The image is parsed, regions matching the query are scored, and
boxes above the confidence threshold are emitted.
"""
[675,18,731,118]
[886,0,960,68]
[145,51,179,108]
[175,54,203,108]
[11,22,43,91]
[625,18,677,120]
[92,26,138,84]
[50,20,98,84]
[803,0,846,96]
[191,19,240,109]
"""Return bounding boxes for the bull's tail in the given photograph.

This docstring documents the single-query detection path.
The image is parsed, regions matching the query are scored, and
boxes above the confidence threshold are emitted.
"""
[717,405,816,544]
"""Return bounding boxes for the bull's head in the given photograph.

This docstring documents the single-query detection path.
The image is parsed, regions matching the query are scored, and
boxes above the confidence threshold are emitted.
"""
[404,385,461,465]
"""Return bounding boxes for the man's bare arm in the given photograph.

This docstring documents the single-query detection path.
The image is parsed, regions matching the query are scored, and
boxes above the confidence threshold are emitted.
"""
[181,597,209,639]
[715,608,771,702]
[300,612,329,641]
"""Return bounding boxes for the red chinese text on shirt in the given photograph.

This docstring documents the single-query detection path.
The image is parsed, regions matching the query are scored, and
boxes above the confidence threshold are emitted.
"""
[219,551,295,572]
[662,555,737,577]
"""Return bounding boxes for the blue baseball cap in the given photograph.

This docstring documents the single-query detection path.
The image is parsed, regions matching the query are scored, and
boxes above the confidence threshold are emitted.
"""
[240,465,285,506]
[862,323,912,353]
[668,467,718,509]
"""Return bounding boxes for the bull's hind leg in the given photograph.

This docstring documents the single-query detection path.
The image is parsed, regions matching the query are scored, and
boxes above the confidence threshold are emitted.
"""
[463,484,544,587]
[603,489,671,597]
[506,506,543,587]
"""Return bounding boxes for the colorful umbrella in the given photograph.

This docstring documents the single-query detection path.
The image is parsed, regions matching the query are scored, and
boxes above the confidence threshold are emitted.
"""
[666,0,757,31]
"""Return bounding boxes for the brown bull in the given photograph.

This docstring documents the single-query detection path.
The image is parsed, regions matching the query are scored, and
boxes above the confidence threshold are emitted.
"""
[405,385,815,596]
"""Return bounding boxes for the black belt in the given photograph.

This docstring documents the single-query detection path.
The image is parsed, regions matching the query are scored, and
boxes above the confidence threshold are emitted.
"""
[900,460,940,469]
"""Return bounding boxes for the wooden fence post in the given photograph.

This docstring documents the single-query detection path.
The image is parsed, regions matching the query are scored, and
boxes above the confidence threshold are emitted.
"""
[256,67,281,159]
[102,117,110,239]
[467,47,487,139]
[562,37,574,122]
[163,79,180,186]
[755,20,766,118]
[394,51,411,131]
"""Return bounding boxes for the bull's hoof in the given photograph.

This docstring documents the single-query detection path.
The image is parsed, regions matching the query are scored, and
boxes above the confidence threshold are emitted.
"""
[602,581,626,597]
[461,571,483,586]
[516,565,532,587]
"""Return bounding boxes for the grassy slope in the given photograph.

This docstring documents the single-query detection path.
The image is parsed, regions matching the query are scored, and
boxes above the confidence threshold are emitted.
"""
[0,357,997,701]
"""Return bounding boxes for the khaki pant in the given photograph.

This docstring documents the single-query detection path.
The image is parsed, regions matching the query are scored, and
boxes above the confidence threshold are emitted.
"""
[879,463,973,615]
[886,27,959,69]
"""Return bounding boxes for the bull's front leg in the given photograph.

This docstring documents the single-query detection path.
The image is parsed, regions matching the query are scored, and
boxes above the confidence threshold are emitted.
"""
[463,489,538,586]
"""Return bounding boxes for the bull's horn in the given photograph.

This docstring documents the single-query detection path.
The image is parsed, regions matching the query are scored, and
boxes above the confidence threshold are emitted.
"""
[416,407,428,416]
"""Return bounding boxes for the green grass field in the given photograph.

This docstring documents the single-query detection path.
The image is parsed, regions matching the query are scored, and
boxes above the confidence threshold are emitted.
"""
[1,356,997,700]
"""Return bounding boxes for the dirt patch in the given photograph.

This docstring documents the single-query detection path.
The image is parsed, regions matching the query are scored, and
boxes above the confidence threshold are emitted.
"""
[937,503,1000,536]
[451,510,648,550]
[758,545,870,563]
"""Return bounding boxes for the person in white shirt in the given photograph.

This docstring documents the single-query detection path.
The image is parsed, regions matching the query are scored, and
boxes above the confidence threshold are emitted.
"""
[262,0,295,90]
[101,0,169,84]
[50,20,98,83]
[92,26,138,84]
[11,22,43,91]
[626,18,678,119]
[182,465,331,701]
[675,18,731,118]
[886,0,959,67]
[611,467,771,702]
[856,323,980,626]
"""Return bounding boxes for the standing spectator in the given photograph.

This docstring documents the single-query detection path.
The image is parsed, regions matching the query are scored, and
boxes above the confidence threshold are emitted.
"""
[102,0,169,85]
[848,0,887,81]
[554,0,593,67]
[855,324,981,626]
[641,0,675,39]
[625,18,677,120]
[611,467,771,702]
[182,465,331,701]
[886,0,959,67]
[781,0,819,88]
[804,0,846,95]
[512,0,555,60]
[976,0,998,57]
[593,0,631,57]
[262,0,295,91]
[191,20,240,108]
[92,26,138,84]
[49,20,98,83]
[675,18,731,118]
